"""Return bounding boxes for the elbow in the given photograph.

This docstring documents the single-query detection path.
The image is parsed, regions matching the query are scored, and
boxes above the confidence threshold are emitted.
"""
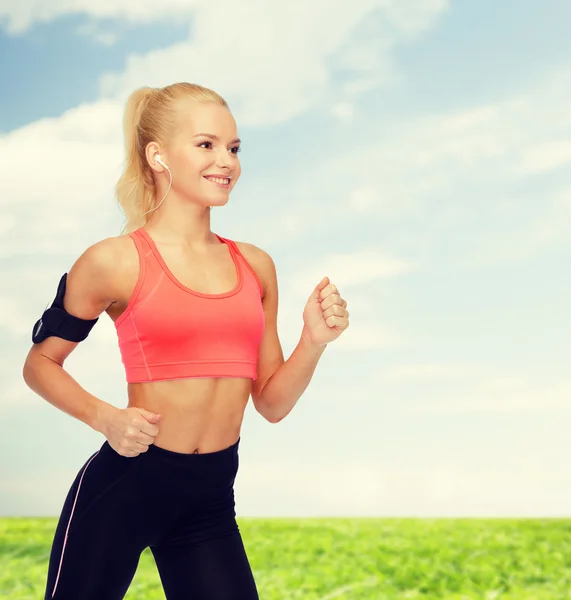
[256,405,281,424]
[22,360,42,390]
[263,405,285,424]
[22,360,36,386]
[252,379,284,423]
[22,354,57,387]
[253,398,282,424]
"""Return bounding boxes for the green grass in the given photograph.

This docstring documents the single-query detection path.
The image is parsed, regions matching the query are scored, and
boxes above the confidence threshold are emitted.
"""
[2,517,571,599]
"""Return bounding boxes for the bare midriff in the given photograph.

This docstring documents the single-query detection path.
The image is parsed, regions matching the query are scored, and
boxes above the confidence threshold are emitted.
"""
[126,376,251,454]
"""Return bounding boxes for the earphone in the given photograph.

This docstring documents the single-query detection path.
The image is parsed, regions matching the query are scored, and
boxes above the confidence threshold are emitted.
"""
[143,152,172,217]
[154,153,170,170]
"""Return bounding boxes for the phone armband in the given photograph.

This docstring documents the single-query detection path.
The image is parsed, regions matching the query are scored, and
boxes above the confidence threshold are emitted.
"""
[32,273,99,344]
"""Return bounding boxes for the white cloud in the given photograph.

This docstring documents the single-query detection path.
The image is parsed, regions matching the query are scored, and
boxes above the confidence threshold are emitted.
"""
[0,0,453,251]
[3,2,569,267]
[406,375,571,414]
[0,99,125,257]
[330,102,355,123]
[97,0,447,127]
[385,363,483,380]
[518,140,571,174]
[0,0,197,34]
[0,0,449,111]
[227,65,569,272]
[75,21,119,47]
[292,249,414,294]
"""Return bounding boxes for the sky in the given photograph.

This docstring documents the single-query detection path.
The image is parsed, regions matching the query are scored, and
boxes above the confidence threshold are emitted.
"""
[1,0,570,518]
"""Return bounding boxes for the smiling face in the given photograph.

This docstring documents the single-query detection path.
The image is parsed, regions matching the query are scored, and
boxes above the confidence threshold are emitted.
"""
[159,100,242,206]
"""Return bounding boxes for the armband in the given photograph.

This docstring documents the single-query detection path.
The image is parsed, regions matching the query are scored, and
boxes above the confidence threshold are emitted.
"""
[32,273,99,344]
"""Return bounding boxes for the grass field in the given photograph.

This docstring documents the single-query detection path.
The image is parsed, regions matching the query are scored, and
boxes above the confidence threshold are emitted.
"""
[2,517,571,599]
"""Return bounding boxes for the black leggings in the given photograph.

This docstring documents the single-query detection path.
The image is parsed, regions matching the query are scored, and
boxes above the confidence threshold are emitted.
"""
[43,436,259,599]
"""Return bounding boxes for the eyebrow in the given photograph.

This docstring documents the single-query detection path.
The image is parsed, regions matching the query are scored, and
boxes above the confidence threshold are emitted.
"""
[193,133,241,144]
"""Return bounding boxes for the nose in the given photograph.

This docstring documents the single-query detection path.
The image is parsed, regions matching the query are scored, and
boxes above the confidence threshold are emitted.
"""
[216,149,233,170]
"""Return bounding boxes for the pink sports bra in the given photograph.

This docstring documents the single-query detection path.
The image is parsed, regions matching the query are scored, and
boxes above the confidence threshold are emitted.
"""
[114,228,265,383]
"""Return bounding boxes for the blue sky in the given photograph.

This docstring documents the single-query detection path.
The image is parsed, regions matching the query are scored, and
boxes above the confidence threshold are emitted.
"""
[1,0,570,518]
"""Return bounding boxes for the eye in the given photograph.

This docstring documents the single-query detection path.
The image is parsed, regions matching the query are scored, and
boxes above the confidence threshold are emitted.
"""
[198,141,241,154]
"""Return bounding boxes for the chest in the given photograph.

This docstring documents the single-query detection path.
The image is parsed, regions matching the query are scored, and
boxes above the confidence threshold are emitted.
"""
[107,238,262,323]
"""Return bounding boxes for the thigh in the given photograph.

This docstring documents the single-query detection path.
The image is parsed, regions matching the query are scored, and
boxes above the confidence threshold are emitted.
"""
[44,443,147,599]
[44,521,143,600]
[151,529,259,600]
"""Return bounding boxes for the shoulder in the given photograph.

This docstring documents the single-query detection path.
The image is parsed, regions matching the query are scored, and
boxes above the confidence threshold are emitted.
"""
[81,233,135,274]
[233,240,277,300]
[68,235,120,282]
[68,233,136,305]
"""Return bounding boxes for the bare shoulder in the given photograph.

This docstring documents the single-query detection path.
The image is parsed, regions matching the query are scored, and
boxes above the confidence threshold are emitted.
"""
[97,232,141,304]
[81,233,135,296]
[67,236,121,303]
[233,240,267,262]
[88,233,129,262]
[233,240,277,299]
[58,232,139,320]
[103,231,139,268]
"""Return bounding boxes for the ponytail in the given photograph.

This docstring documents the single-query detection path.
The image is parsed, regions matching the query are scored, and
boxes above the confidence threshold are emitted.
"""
[115,87,156,235]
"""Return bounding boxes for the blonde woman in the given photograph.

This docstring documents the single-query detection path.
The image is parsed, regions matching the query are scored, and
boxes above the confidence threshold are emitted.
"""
[23,82,350,600]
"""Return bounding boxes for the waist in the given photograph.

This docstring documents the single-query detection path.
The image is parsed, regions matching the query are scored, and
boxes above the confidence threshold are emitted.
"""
[148,435,240,463]
[127,378,251,453]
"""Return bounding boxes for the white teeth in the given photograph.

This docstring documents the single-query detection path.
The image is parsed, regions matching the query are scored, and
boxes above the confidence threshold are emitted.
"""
[205,176,230,185]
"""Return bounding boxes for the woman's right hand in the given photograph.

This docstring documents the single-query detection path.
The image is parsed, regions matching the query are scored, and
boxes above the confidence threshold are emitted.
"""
[101,406,162,457]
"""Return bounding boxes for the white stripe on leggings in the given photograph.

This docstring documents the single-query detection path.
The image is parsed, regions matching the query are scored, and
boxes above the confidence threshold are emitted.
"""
[51,450,100,598]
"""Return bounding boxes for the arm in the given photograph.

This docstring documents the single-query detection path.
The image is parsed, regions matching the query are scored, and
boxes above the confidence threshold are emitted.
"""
[250,249,328,423]
[255,329,326,423]
[22,239,121,432]
[23,356,117,433]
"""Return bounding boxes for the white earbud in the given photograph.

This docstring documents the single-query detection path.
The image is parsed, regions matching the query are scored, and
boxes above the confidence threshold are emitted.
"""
[143,152,173,217]
[154,153,169,170]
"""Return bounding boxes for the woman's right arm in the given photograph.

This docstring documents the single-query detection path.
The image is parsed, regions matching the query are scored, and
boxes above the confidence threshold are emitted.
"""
[22,239,120,434]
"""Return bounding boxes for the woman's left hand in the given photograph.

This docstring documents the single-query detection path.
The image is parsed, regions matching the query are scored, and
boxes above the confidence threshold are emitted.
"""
[302,277,350,347]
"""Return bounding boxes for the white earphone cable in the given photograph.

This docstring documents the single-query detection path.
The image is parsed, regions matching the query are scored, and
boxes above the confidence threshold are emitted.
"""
[143,163,172,217]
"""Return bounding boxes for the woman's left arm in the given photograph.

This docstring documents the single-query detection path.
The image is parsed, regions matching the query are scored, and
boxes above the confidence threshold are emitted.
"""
[252,257,349,423]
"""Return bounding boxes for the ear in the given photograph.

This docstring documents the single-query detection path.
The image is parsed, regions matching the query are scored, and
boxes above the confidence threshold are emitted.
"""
[145,141,164,174]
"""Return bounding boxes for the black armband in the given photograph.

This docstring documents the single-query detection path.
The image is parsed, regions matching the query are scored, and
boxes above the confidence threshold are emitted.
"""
[32,273,99,344]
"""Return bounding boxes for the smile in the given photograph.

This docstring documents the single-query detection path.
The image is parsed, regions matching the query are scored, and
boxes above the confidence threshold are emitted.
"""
[203,176,230,188]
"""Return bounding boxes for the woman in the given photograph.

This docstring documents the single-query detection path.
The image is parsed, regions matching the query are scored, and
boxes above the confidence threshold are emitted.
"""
[23,82,350,600]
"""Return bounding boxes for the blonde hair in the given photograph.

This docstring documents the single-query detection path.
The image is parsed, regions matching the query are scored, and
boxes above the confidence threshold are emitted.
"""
[115,82,229,235]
